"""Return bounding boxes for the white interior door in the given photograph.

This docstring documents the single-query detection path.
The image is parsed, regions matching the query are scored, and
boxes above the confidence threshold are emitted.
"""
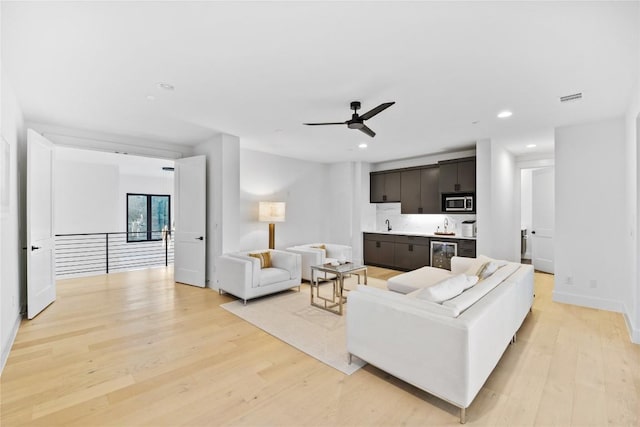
[532,167,554,274]
[174,155,206,287]
[27,129,56,319]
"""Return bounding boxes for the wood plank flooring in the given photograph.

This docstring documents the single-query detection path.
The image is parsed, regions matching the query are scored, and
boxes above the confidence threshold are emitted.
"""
[1,266,639,426]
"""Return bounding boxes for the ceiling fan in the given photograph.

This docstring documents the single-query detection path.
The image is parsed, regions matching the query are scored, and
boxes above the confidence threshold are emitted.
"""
[304,101,395,137]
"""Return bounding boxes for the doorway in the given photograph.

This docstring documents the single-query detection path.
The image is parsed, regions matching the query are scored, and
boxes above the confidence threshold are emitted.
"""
[520,165,555,273]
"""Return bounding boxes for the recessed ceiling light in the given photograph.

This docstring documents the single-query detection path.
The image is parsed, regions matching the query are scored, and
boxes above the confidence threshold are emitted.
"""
[526,144,537,148]
[157,82,175,91]
[497,111,513,119]
[472,121,479,125]
[146,95,155,101]
[358,143,368,149]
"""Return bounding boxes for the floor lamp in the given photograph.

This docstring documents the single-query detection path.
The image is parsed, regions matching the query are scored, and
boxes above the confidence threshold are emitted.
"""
[259,201,286,249]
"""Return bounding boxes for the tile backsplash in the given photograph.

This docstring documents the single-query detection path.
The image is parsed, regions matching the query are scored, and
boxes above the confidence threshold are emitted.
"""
[375,203,476,235]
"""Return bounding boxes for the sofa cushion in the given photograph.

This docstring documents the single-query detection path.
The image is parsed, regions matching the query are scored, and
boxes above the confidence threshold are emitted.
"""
[443,263,519,314]
[359,285,461,317]
[413,274,478,303]
[249,251,272,268]
[259,267,291,286]
[387,266,452,294]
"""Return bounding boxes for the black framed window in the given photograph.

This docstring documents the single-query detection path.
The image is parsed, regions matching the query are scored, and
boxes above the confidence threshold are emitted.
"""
[127,193,171,242]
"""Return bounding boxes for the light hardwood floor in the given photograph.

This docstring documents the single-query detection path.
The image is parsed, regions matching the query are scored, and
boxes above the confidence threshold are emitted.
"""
[1,266,639,426]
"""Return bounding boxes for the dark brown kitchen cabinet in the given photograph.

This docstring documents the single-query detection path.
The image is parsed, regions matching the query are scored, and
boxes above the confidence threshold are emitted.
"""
[439,157,476,193]
[456,239,477,258]
[400,166,440,214]
[363,233,395,268]
[370,171,401,203]
[394,235,430,270]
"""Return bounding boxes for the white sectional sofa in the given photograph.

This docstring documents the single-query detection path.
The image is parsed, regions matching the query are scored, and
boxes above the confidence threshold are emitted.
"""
[346,256,534,423]
[285,243,352,281]
[216,249,301,304]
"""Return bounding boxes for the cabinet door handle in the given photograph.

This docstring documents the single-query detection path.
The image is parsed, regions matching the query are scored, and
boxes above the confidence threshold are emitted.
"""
[455,183,461,191]
[382,194,387,201]
[418,207,423,214]
[409,244,414,252]
[376,241,380,248]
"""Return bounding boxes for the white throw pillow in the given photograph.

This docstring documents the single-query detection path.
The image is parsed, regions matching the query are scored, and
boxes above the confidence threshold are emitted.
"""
[462,274,479,290]
[477,260,504,280]
[465,255,507,280]
[414,274,475,303]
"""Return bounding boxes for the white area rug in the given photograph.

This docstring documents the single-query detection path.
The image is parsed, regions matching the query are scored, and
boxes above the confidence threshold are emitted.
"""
[221,276,388,375]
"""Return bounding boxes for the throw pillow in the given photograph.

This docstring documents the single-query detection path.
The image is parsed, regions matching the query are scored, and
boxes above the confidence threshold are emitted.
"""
[248,251,272,268]
[464,255,507,280]
[477,261,503,280]
[462,274,479,290]
[414,274,469,303]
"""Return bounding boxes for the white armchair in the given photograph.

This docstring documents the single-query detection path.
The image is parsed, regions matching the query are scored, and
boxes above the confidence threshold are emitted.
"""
[285,243,352,281]
[216,249,302,304]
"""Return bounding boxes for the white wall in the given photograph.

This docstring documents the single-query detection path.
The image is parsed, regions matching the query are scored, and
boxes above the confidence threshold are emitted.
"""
[554,117,627,313]
[0,74,25,372]
[626,11,640,341]
[193,133,240,289]
[490,142,519,261]
[475,139,519,261]
[54,150,174,235]
[238,149,329,251]
[476,139,492,256]
[55,160,120,234]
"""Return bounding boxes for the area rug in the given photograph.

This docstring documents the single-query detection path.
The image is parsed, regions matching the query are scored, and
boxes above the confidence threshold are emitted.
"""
[221,276,388,375]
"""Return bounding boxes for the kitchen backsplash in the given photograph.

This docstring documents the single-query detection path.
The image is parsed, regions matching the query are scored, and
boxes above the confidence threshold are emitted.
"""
[375,203,477,235]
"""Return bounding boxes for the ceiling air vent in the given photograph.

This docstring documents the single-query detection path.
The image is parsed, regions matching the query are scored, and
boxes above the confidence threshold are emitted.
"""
[560,92,582,103]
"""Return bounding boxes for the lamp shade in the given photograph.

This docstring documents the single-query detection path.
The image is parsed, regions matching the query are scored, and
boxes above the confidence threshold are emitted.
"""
[259,201,286,222]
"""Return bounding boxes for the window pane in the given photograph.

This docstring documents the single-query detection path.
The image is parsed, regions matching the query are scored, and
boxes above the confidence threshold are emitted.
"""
[151,196,170,240]
[128,195,147,241]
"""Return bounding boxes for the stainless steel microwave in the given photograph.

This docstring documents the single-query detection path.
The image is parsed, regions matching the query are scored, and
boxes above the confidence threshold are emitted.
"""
[444,195,474,212]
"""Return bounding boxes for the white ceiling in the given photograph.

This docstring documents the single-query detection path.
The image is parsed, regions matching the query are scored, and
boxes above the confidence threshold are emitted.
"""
[3,1,638,163]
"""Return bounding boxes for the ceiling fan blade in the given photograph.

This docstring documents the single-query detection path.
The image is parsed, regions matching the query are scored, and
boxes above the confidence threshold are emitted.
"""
[360,102,395,121]
[359,124,376,138]
[303,122,346,126]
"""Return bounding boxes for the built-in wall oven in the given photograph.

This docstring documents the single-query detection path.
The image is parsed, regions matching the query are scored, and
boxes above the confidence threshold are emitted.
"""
[431,241,458,270]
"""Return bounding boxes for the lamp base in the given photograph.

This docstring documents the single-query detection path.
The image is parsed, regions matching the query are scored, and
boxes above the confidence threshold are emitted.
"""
[268,223,275,249]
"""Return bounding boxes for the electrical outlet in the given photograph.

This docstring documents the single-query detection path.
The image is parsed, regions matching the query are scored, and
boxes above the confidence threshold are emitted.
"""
[590,279,597,289]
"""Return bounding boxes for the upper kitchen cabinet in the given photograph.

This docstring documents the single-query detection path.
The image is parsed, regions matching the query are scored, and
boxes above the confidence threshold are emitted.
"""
[400,166,440,214]
[438,157,476,193]
[370,171,401,203]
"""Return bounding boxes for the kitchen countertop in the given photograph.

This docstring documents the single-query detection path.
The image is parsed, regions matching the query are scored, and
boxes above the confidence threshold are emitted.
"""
[363,230,477,240]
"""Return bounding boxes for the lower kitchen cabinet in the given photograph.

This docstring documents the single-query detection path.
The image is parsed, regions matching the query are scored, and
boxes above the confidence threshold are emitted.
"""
[364,233,476,271]
[457,239,477,258]
[363,233,395,268]
[394,243,430,270]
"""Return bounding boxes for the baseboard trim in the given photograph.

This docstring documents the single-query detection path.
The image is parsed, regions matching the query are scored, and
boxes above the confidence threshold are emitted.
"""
[623,309,640,344]
[552,290,623,313]
[1,313,22,375]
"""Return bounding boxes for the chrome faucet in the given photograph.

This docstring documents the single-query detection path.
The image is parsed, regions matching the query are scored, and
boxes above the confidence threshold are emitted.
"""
[385,219,392,232]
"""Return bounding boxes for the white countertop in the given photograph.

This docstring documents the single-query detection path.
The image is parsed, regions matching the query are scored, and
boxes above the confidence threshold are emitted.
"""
[363,230,477,240]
